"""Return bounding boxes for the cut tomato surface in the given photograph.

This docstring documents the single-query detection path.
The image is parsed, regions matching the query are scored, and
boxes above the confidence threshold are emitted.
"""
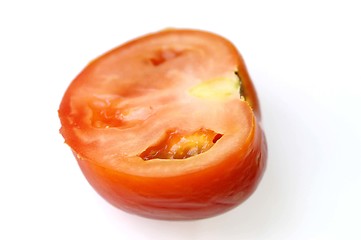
[59,29,267,220]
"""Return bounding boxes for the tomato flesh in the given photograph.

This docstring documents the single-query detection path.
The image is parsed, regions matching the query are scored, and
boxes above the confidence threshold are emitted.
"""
[59,29,267,220]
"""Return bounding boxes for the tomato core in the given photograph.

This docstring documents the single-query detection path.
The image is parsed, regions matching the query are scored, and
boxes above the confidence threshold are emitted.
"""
[189,74,241,100]
[140,128,223,160]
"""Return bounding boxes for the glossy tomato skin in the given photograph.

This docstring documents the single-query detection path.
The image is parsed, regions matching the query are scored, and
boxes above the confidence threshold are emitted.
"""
[76,122,266,220]
[59,29,267,220]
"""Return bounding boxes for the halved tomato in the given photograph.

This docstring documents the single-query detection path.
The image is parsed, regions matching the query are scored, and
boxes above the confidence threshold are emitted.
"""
[58,29,267,220]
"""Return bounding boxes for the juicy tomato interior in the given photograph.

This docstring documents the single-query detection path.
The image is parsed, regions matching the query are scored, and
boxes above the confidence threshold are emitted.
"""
[139,128,223,160]
[59,29,266,220]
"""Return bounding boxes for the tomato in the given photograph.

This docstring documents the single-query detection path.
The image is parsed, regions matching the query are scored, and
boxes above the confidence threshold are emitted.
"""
[58,29,267,220]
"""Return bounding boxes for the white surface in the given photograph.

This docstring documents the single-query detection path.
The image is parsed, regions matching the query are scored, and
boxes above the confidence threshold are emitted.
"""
[1,1,360,239]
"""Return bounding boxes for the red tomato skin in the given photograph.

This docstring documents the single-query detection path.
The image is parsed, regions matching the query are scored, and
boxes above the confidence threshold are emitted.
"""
[75,121,266,220]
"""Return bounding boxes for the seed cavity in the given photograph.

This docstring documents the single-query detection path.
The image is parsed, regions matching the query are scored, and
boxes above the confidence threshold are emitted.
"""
[89,98,151,128]
[140,128,223,160]
[149,49,182,66]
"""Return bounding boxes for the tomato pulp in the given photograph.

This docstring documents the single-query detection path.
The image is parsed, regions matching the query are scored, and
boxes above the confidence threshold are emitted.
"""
[58,29,267,220]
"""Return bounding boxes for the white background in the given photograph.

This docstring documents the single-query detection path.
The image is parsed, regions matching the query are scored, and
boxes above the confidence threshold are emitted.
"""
[1,1,360,239]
